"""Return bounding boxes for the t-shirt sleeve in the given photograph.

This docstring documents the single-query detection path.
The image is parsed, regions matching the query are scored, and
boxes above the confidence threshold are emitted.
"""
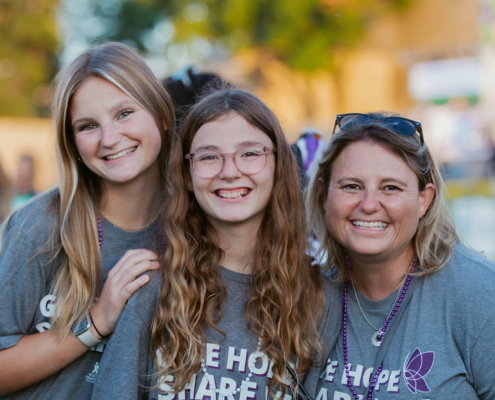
[92,276,160,400]
[0,216,51,350]
[471,309,495,399]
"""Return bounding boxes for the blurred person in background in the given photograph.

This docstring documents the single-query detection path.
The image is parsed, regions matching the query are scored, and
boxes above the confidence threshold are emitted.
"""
[307,112,495,399]
[0,160,12,223]
[11,154,36,211]
[163,66,226,128]
[0,42,175,399]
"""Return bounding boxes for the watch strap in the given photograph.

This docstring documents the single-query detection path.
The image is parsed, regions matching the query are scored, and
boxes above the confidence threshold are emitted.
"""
[74,315,103,348]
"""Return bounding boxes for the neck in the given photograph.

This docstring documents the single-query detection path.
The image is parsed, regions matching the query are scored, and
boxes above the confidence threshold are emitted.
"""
[214,221,260,275]
[348,244,415,301]
[101,173,162,231]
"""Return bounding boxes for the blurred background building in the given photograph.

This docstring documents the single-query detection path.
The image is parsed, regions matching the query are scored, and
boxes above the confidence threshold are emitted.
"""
[1,0,495,256]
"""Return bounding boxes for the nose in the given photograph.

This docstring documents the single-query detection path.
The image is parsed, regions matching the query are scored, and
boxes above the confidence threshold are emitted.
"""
[100,123,122,148]
[359,188,381,214]
[217,155,241,180]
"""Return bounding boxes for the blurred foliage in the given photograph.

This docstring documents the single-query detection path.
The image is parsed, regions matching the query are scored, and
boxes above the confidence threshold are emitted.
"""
[0,0,413,117]
[103,0,413,70]
[0,0,59,117]
[172,0,412,70]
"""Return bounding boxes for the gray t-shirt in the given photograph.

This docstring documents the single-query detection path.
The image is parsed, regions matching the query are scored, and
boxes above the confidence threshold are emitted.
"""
[315,244,495,400]
[91,266,342,400]
[0,188,161,400]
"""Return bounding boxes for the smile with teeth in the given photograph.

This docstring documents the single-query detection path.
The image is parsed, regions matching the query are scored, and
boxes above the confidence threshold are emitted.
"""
[104,146,137,160]
[216,188,251,199]
[352,220,388,230]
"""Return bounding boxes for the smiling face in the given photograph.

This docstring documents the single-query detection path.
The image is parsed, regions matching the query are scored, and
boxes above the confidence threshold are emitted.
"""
[188,112,276,231]
[323,141,434,263]
[70,76,162,187]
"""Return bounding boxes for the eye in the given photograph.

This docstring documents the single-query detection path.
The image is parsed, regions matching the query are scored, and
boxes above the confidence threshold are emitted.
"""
[77,124,97,132]
[341,184,361,191]
[240,149,263,159]
[119,110,133,119]
[197,153,221,162]
[383,185,401,191]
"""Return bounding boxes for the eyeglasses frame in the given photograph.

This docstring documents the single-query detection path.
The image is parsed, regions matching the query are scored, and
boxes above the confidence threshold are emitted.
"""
[185,146,277,178]
[332,113,424,146]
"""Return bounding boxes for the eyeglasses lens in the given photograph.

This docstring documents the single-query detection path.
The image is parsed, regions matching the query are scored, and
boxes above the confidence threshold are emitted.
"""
[193,148,267,177]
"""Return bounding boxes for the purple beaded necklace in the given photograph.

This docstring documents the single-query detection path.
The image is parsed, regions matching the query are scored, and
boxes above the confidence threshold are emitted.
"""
[96,215,165,251]
[342,257,417,400]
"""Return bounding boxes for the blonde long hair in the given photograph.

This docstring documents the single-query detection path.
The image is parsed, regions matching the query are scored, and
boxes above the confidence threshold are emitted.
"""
[307,113,458,282]
[151,88,325,395]
[48,42,175,335]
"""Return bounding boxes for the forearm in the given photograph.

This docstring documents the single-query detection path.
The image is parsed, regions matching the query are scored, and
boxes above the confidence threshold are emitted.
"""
[0,329,88,395]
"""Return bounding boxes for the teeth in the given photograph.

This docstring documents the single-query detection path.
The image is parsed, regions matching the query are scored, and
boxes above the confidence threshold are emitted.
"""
[105,147,137,160]
[217,189,250,199]
[352,221,388,230]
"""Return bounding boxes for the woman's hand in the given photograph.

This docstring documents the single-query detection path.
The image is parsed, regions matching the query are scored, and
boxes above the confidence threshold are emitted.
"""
[89,249,160,338]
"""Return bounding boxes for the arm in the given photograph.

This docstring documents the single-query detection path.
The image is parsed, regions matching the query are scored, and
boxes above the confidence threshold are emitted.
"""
[0,211,159,395]
[0,330,88,395]
[471,309,495,399]
[91,276,160,400]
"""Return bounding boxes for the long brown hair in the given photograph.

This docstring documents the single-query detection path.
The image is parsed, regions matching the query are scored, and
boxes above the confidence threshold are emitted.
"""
[151,88,324,395]
[48,42,175,335]
[307,112,458,282]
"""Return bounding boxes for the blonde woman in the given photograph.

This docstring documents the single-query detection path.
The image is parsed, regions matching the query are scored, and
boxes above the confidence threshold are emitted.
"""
[0,42,174,399]
[307,113,495,399]
[92,88,342,399]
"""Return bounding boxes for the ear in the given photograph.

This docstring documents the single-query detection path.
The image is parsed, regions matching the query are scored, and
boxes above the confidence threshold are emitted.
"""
[418,183,435,218]
[163,120,168,131]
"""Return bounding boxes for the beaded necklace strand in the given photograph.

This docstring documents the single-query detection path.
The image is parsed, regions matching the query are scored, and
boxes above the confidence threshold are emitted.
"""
[342,257,417,399]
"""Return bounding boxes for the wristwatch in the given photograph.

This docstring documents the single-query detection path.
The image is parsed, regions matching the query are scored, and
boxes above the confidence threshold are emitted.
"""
[72,315,103,348]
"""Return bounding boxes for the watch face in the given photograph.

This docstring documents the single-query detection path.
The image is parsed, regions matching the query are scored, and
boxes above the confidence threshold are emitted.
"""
[72,316,90,335]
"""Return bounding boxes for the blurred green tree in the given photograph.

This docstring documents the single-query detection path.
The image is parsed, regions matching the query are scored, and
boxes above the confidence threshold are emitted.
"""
[0,0,413,117]
[171,0,412,70]
[0,0,59,117]
[101,0,412,70]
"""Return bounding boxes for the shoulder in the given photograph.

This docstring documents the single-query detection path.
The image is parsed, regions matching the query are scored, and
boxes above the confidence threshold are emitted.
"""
[1,188,60,249]
[319,270,341,302]
[318,270,342,323]
[125,271,162,324]
[439,243,495,284]
[424,243,495,311]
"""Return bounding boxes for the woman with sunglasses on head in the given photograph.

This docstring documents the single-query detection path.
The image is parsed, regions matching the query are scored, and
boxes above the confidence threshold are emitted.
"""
[0,42,174,399]
[91,87,341,400]
[306,112,495,399]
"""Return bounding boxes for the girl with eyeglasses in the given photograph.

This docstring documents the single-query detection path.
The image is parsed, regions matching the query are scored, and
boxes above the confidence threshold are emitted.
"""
[0,42,174,399]
[92,88,341,399]
[307,112,495,399]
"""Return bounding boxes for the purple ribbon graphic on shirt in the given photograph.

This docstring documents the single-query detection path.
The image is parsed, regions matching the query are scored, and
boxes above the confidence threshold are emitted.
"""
[403,348,435,393]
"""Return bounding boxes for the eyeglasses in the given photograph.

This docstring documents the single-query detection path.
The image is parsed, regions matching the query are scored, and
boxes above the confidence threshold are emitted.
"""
[332,113,424,146]
[185,146,276,178]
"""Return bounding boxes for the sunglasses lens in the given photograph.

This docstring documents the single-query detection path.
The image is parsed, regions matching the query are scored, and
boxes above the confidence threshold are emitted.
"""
[339,114,369,130]
[383,118,417,137]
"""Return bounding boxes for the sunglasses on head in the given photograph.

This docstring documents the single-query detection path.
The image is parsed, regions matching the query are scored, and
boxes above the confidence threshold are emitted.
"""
[332,113,424,146]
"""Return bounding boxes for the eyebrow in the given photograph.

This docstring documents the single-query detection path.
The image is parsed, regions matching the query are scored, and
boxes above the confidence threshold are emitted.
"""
[336,177,409,187]
[192,141,267,153]
[71,100,137,127]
